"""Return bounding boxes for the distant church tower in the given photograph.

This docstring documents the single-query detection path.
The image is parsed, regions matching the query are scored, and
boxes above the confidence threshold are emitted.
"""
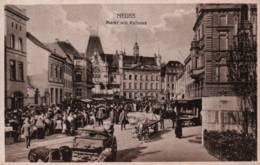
[133,42,139,57]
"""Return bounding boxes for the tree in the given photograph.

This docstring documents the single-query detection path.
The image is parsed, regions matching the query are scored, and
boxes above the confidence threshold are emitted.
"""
[228,20,257,136]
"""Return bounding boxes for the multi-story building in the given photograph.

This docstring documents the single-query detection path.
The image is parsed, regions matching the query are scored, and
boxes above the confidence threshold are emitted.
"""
[27,33,66,105]
[120,42,162,100]
[5,5,29,109]
[183,4,257,136]
[183,55,195,99]
[54,41,76,100]
[73,52,93,99]
[161,61,184,100]
[86,34,112,96]
[85,34,162,100]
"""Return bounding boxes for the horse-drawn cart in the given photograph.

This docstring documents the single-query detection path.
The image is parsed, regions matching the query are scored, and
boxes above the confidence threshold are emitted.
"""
[135,119,159,141]
[129,112,160,142]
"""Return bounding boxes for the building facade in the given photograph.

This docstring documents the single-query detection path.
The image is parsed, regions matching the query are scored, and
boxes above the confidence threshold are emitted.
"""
[121,43,162,100]
[161,61,184,100]
[5,5,29,109]
[85,34,162,100]
[178,4,257,137]
[55,41,77,100]
[73,53,93,99]
[27,33,68,106]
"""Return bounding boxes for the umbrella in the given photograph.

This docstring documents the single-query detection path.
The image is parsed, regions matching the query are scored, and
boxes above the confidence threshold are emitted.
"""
[81,98,92,103]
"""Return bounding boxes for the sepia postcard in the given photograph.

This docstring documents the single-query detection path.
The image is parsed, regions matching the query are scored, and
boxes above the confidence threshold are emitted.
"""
[0,0,259,164]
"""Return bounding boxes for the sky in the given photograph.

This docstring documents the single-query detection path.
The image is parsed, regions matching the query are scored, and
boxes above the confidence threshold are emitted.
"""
[20,4,196,63]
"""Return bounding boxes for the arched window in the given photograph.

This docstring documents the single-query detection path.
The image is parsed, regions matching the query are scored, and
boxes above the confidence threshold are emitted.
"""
[10,34,15,49]
[18,38,23,51]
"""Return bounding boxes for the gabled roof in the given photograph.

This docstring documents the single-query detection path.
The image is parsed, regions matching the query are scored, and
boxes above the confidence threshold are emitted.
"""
[46,42,68,59]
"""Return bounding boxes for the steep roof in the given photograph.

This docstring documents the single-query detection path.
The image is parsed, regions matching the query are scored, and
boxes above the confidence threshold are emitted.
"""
[123,55,157,67]
[26,32,52,53]
[86,35,104,58]
[46,42,67,59]
[57,41,81,60]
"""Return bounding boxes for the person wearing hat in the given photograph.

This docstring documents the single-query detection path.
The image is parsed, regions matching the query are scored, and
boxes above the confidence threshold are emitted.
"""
[96,108,104,126]
[21,118,32,148]
[119,109,128,130]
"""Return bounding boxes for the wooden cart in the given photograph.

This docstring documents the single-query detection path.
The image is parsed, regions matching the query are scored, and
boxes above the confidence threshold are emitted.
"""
[135,119,160,141]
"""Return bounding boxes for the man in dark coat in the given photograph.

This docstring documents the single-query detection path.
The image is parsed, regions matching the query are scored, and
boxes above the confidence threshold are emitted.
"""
[119,109,127,130]
[175,115,182,138]
[159,108,165,130]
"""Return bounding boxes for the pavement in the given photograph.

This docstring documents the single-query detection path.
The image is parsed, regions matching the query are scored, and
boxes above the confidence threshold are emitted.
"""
[5,112,218,162]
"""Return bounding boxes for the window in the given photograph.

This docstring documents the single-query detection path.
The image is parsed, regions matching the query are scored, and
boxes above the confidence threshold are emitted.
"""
[60,89,63,102]
[55,66,59,78]
[129,82,132,89]
[145,83,148,90]
[220,15,227,26]
[50,88,53,103]
[195,57,199,68]
[60,66,63,79]
[135,75,137,80]
[140,75,143,81]
[219,65,228,82]
[50,64,54,78]
[129,92,132,99]
[241,5,248,21]
[19,25,22,31]
[219,32,228,50]
[11,34,15,49]
[75,70,82,82]
[150,83,153,90]
[15,23,18,30]
[11,22,14,28]
[140,83,142,90]
[17,61,24,81]
[75,88,82,97]
[156,83,158,90]
[129,75,132,80]
[216,58,228,82]
[151,75,154,81]
[134,83,137,90]
[146,75,148,81]
[9,60,16,80]
[18,38,23,51]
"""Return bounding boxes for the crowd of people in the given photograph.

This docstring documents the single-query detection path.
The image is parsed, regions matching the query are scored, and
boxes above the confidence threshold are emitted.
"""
[5,99,184,148]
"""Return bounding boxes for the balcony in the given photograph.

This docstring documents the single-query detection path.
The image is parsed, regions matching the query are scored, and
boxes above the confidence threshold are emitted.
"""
[189,67,204,79]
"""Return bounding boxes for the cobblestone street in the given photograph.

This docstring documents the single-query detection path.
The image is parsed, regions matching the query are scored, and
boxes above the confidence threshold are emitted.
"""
[6,113,218,162]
